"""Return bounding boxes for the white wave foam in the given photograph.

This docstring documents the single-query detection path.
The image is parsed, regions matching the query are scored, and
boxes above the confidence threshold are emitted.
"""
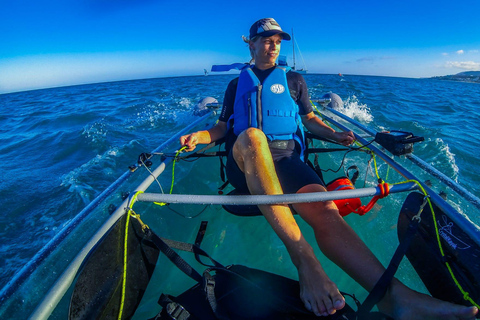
[131,99,195,130]
[434,138,459,180]
[179,97,193,108]
[132,103,169,128]
[339,96,373,123]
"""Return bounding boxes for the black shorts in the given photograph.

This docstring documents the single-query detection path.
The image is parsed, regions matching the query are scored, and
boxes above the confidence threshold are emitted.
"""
[225,148,324,194]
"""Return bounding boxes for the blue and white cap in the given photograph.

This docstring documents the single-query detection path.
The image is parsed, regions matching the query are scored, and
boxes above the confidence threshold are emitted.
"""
[249,18,291,40]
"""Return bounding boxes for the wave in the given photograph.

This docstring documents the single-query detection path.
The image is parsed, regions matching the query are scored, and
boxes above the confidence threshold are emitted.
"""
[60,147,124,204]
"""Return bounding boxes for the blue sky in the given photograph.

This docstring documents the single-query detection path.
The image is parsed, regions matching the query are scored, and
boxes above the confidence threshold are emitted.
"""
[1,0,480,94]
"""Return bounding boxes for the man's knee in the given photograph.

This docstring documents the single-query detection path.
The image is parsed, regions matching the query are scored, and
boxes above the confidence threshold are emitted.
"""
[294,184,343,227]
[236,127,268,149]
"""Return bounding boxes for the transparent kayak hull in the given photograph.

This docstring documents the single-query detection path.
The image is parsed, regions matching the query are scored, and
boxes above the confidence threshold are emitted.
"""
[1,101,479,319]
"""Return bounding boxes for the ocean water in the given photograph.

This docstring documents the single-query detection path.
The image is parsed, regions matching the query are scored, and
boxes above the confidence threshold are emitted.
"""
[1,74,480,317]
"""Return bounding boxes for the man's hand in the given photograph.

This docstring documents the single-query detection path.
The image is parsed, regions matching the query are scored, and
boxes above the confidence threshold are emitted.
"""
[179,133,199,152]
[334,131,355,146]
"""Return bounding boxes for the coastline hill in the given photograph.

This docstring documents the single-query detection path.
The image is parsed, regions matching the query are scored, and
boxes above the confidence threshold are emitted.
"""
[432,71,480,83]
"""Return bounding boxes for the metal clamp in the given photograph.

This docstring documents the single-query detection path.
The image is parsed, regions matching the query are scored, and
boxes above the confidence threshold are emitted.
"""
[166,302,190,320]
[412,195,429,222]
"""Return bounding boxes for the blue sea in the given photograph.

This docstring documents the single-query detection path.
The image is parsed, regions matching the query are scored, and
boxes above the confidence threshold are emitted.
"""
[1,74,480,317]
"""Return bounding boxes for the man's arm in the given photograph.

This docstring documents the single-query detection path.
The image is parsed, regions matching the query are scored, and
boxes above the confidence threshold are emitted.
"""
[180,121,228,151]
[301,112,355,146]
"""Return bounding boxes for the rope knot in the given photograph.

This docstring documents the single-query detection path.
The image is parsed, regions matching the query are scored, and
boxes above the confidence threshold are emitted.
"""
[352,183,391,216]
[378,183,390,198]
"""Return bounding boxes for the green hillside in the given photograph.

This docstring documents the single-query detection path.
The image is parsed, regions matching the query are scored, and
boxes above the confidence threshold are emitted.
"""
[432,71,480,83]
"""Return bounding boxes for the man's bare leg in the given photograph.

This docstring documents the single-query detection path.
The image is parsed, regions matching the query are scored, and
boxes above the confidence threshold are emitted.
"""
[232,128,345,316]
[294,183,478,319]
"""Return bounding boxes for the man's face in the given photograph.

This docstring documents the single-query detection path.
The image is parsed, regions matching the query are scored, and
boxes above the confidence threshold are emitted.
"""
[250,34,282,66]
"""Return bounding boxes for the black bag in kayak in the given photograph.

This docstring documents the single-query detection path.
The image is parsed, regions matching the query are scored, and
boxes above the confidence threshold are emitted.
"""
[154,264,361,320]
[148,223,391,320]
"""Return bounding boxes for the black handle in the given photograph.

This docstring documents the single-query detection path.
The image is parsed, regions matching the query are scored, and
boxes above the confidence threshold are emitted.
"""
[402,136,424,144]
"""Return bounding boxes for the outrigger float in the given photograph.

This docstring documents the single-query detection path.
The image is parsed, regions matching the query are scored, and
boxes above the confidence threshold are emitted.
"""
[1,94,479,319]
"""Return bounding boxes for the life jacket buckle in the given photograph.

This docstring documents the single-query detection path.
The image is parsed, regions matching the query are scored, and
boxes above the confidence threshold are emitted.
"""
[268,139,294,150]
[204,275,216,289]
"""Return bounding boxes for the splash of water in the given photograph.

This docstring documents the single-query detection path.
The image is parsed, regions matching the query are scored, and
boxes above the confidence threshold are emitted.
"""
[82,120,108,144]
[340,95,373,123]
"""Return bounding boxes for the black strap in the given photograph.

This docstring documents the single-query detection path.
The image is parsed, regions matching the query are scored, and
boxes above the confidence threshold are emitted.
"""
[312,154,325,182]
[194,221,208,246]
[147,222,224,284]
[346,165,359,185]
[149,232,203,283]
[194,221,208,264]
[219,155,227,183]
[181,151,229,159]
[305,132,340,145]
[305,147,351,154]
[203,270,230,320]
[357,217,421,317]
[217,180,230,193]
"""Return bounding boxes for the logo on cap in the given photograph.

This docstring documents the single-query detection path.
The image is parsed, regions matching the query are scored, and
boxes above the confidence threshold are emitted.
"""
[257,18,281,33]
[270,84,285,94]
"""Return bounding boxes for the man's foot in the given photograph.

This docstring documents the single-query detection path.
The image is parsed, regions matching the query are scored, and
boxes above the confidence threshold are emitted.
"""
[298,259,346,316]
[380,279,478,320]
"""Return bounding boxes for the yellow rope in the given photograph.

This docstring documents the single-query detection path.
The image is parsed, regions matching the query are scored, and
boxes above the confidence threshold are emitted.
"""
[117,191,144,320]
[154,146,187,207]
[169,146,186,193]
[117,212,130,320]
[311,100,322,115]
[372,153,381,181]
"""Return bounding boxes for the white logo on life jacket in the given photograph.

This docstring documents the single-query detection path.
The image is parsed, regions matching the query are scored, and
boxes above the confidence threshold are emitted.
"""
[270,84,285,94]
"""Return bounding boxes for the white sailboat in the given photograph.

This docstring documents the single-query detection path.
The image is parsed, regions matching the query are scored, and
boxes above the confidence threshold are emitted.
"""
[292,29,307,74]
[277,29,307,74]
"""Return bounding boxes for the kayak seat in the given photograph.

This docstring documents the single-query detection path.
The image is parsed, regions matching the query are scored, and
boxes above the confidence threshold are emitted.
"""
[222,189,304,217]
[222,189,263,216]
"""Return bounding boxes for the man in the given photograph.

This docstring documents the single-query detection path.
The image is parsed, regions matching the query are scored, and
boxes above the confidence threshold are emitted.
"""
[180,18,478,319]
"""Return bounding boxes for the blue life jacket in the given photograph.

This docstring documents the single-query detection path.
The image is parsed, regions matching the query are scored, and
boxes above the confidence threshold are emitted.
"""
[232,66,300,142]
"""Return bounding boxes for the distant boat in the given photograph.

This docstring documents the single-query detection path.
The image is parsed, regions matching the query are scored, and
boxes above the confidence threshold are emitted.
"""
[204,69,209,76]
